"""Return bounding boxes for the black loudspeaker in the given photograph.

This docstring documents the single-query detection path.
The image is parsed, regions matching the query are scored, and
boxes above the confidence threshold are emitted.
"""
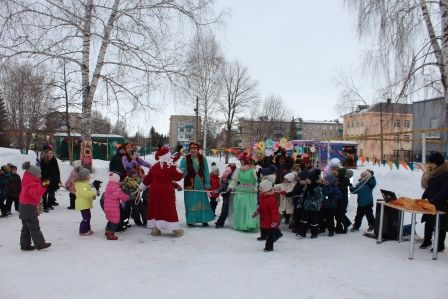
[374,201,400,240]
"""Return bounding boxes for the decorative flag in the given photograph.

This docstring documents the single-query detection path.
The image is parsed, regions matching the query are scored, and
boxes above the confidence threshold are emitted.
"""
[394,161,400,170]
[366,157,370,163]
[387,160,393,170]
[381,160,387,166]
[400,161,409,170]
[408,162,414,171]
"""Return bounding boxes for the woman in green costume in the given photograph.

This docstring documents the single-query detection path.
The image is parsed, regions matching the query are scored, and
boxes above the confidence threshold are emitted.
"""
[228,153,259,231]
[179,142,215,226]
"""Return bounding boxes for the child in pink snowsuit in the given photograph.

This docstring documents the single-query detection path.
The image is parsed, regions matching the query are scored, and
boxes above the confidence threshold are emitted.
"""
[103,172,129,240]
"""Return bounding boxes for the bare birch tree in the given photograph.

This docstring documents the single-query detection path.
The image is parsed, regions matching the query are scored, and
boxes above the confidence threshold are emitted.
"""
[182,31,224,149]
[334,71,369,116]
[0,0,220,145]
[219,60,258,162]
[344,0,448,111]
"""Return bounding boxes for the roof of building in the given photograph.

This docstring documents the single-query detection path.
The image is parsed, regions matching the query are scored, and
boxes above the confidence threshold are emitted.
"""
[54,133,125,138]
[344,102,413,116]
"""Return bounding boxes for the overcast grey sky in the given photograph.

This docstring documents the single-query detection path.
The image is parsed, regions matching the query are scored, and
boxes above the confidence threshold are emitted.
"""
[144,0,367,135]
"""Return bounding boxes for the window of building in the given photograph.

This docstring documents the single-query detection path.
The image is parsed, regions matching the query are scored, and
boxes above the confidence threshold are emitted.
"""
[430,118,440,137]
[403,135,410,141]
[394,134,400,142]
[393,120,400,128]
[403,120,410,128]
[179,128,184,132]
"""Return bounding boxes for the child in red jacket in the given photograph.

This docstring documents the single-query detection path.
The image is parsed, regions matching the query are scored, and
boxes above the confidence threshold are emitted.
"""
[208,165,221,215]
[252,180,281,252]
[19,161,51,251]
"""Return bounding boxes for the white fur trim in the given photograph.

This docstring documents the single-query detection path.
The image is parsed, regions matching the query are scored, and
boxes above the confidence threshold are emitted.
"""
[147,219,180,234]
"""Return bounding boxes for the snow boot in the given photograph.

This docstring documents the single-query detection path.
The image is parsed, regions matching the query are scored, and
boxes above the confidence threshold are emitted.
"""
[36,243,51,250]
[105,231,118,240]
[151,227,161,236]
[21,245,35,251]
[172,229,184,237]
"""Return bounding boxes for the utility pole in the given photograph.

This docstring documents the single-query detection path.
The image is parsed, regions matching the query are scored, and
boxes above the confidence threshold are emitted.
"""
[380,101,384,160]
[194,96,199,142]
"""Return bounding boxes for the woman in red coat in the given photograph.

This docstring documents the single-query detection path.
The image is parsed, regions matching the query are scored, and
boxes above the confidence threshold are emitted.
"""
[143,147,184,237]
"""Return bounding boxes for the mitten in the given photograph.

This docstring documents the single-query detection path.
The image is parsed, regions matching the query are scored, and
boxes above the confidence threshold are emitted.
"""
[271,222,278,228]
[42,179,50,187]
[251,211,259,218]
[279,190,286,195]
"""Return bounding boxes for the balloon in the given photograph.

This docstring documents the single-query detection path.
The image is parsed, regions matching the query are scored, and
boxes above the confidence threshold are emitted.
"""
[310,145,316,153]
[279,138,288,148]
[259,141,266,151]
[285,141,294,151]
[296,146,303,155]
[265,139,274,149]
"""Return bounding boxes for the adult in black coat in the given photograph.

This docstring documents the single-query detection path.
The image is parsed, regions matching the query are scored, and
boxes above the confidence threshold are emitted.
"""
[419,152,448,252]
[109,145,126,180]
[40,149,61,212]
[334,168,353,233]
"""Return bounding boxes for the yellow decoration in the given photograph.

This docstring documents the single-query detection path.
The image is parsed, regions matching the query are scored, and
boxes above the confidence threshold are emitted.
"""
[279,138,288,148]
[259,141,266,151]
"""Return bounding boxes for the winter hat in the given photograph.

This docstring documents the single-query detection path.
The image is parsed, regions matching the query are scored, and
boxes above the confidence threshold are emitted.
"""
[259,179,273,193]
[298,170,309,180]
[78,168,90,180]
[302,156,310,165]
[325,174,337,184]
[108,172,121,183]
[329,158,341,168]
[345,169,354,179]
[22,161,41,178]
[261,165,277,176]
[284,172,297,183]
[74,166,82,173]
[156,146,171,162]
[360,170,371,182]
[210,165,219,175]
[429,152,445,166]
[308,169,321,182]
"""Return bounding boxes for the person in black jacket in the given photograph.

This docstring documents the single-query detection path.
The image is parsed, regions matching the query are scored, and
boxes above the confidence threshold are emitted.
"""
[109,145,126,181]
[40,148,61,212]
[6,164,21,214]
[419,152,448,252]
[334,168,353,234]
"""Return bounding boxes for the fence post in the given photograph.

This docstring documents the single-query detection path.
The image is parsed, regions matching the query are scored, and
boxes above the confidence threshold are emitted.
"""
[422,133,426,164]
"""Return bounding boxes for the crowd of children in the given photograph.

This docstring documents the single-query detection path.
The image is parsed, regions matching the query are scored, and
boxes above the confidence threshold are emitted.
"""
[2,143,381,253]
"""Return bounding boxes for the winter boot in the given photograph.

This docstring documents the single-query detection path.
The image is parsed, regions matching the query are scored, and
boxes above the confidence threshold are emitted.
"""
[172,229,184,237]
[105,231,118,240]
[419,240,432,249]
[36,243,51,250]
[21,245,35,251]
[151,227,161,236]
[367,225,374,232]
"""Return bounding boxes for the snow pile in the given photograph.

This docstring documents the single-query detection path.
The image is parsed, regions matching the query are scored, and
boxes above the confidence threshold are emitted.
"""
[0,148,447,299]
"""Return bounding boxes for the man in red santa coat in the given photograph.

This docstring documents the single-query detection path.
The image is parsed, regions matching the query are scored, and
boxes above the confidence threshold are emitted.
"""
[143,147,184,237]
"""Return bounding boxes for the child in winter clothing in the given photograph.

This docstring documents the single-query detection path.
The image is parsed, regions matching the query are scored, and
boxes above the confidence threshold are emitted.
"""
[350,170,376,232]
[208,165,221,215]
[253,180,281,252]
[274,171,296,226]
[297,169,324,239]
[0,165,11,217]
[6,164,21,214]
[19,161,51,250]
[215,163,236,228]
[75,168,97,236]
[321,174,342,236]
[64,162,82,210]
[104,172,130,240]
[286,170,308,233]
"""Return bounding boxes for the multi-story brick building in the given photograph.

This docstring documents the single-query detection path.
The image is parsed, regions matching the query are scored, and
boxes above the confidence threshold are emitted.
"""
[237,117,343,148]
[343,99,413,161]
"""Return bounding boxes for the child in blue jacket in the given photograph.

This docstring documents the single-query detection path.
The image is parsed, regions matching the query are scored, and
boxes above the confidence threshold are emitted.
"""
[350,170,376,232]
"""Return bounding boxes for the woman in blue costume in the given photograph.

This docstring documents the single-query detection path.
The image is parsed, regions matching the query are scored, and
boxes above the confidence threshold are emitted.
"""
[228,153,259,231]
[179,142,215,226]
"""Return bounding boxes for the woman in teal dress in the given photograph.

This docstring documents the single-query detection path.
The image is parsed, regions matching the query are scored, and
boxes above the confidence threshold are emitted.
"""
[228,153,259,231]
[179,142,215,226]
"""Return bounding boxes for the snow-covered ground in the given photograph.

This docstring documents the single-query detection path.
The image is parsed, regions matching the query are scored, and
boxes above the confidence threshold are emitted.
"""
[1,148,447,299]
